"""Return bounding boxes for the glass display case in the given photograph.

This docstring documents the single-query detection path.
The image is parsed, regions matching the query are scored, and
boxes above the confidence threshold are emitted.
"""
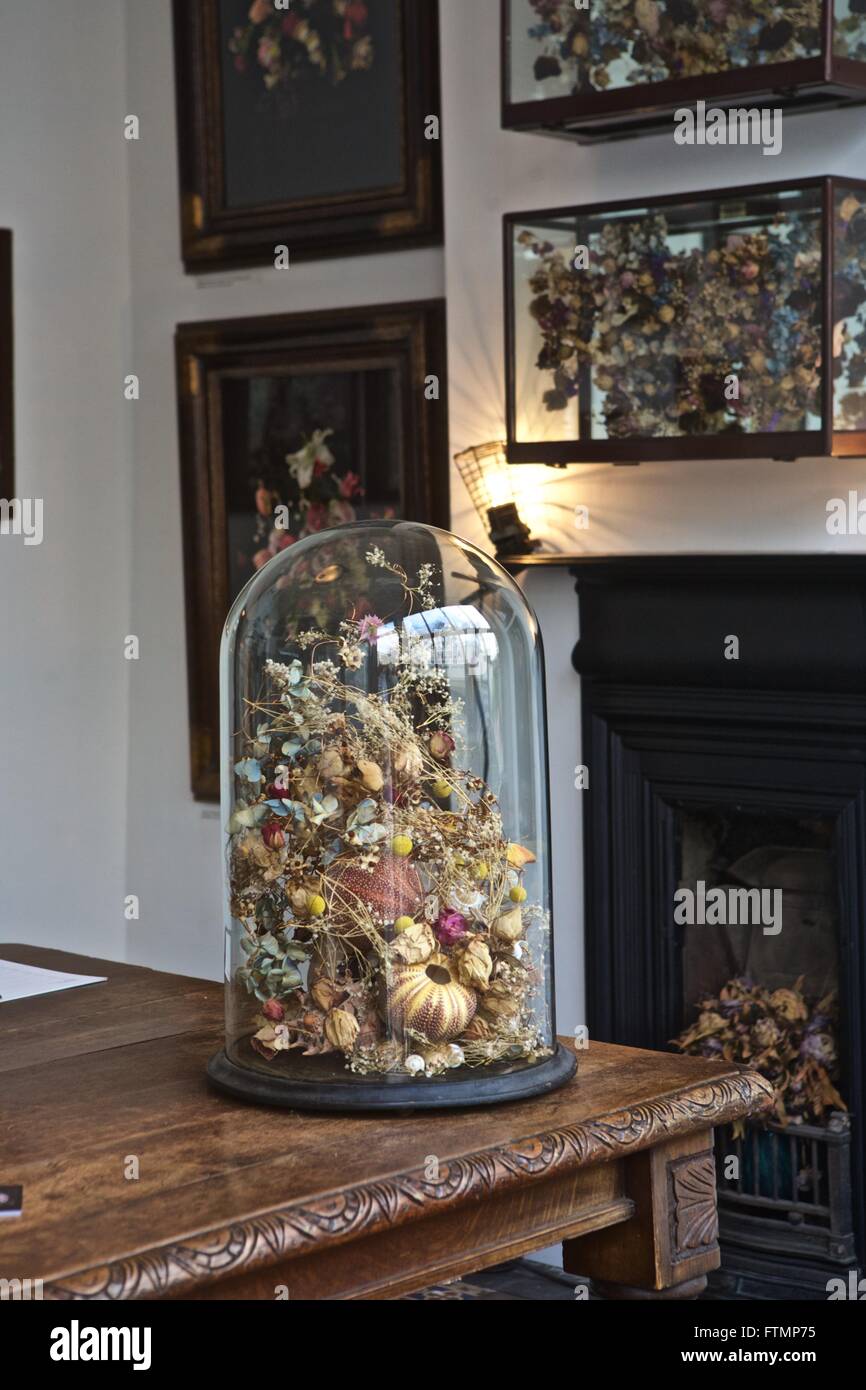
[208,520,576,1109]
[503,1,866,142]
[505,177,866,464]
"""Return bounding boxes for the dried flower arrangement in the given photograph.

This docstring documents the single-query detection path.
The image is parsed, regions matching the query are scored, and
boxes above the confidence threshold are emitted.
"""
[227,548,551,1081]
[834,190,866,433]
[673,976,845,1130]
[249,428,377,574]
[518,203,823,438]
[228,0,374,103]
[523,0,821,92]
[834,1,866,62]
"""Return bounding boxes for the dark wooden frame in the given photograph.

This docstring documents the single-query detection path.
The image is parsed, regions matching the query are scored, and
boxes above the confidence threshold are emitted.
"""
[0,230,13,497]
[502,0,866,142]
[173,0,443,271]
[176,299,450,800]
[504,175,866,466]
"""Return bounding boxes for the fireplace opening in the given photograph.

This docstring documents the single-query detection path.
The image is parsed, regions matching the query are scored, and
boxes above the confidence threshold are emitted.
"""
[674,805,855,1290]
[677,808,839,1010]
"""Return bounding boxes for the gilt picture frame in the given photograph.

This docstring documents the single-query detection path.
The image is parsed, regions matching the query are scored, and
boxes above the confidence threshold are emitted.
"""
[176,298,449,799]
[173,0,443,271]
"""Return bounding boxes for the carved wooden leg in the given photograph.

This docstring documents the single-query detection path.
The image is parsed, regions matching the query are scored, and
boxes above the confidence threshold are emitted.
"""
[562,1130,719,1300]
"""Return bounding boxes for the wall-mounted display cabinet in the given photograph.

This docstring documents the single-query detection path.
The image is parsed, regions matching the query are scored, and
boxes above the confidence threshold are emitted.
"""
[504,178,866,464]
[502,1,866,142]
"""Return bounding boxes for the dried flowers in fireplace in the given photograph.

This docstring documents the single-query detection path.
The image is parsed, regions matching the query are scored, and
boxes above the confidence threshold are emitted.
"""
[674,976,846,1128]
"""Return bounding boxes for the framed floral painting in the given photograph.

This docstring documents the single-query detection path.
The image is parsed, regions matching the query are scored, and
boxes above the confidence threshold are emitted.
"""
[173,0,443,269]
[0,231,12,497]
[176,299,449,798]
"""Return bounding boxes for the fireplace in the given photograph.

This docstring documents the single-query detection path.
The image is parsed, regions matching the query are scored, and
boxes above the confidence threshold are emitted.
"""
[571,555,866,1299]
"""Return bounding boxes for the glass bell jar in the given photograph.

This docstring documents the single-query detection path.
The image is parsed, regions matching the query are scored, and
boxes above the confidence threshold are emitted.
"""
[208,520,575,1110]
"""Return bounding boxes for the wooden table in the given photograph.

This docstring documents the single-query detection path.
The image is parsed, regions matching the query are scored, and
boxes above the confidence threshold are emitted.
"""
[0,946,772,1300]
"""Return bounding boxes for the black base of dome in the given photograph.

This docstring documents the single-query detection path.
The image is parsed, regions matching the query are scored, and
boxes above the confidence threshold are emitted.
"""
[206,1041,577,1112]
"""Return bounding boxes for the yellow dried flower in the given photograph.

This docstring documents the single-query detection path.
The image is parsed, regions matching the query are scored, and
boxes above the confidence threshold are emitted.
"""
[455,937,493,992]
[390,921,436,965]
[324,1008,360,1052]
[492,907,524,944]
[357,759,384,792]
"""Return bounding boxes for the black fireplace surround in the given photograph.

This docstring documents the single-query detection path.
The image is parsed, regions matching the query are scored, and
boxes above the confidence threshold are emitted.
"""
[571,555,866,1298]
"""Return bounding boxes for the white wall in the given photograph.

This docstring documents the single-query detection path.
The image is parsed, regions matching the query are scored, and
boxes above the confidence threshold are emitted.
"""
[0,1,132,961]
[439,0,866,1044]
[122,0,445,980]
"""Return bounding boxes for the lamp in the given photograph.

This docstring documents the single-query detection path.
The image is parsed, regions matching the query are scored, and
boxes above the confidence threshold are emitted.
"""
[454,441,539,559]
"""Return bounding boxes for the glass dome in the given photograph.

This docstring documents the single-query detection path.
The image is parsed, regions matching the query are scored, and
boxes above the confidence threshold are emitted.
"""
[208,520,575,1109]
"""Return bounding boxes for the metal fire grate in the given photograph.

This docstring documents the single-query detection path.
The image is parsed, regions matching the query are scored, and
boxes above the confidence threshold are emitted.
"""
[716,1111,855,1265]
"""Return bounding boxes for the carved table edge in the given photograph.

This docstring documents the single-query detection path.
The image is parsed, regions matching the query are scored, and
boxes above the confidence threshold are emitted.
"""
[41,1066,773,1300]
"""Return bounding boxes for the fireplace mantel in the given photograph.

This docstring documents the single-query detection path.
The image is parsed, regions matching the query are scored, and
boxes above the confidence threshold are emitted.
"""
[570,553,866,692]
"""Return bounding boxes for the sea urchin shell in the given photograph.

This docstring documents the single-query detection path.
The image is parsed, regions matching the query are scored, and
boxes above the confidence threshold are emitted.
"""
[386,954,476,1044]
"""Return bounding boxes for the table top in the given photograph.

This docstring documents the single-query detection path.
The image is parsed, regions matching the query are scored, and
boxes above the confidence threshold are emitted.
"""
[0,945,772,1299]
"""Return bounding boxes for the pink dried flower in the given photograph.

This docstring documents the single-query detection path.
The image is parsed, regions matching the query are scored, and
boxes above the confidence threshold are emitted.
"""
[429,730,456,760]
[262,999,285,1022]
[358,614,383,644]
[339,471,363,499]
[435,909,468,947]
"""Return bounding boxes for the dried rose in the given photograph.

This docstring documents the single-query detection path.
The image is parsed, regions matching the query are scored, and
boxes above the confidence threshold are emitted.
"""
[311,978,342,1012]
[262,999,286,1022]
[480,981,521,1022]
[393,741,423,780]
[506,842,536,869]
[455,937,493,991]
[390,921,436,965]
[318,747,347,781]
[461,1015,492,1041]
[324,1008,360,1052]
[434,909,468,947]
[429,730,456,760]
[492,907,524,944]
[770,988,808,1023]
[357,759,384,792]
[261,821,286,851]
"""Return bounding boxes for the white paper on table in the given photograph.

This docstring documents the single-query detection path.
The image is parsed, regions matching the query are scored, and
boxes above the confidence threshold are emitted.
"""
[0,959,107,1002]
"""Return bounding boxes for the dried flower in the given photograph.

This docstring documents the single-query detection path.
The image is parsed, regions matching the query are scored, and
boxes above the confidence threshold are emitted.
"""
[356,759,384,792]
[455,937,493,991]
[261,821,286,851]
[674,977,845,1126]
[358,614,383,643]
[429,730,456,760]
[390,921,436,965]
[318,747,347,781]
[492,907,524,944]
[262,999,285,1022]
[434,909,468,947]
[324,1008,360,1052]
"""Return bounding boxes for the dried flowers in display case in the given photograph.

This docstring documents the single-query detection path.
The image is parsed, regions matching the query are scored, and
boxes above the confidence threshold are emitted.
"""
[504,177,866,465]
[208,520,576,1109]
[503,1,866,142]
